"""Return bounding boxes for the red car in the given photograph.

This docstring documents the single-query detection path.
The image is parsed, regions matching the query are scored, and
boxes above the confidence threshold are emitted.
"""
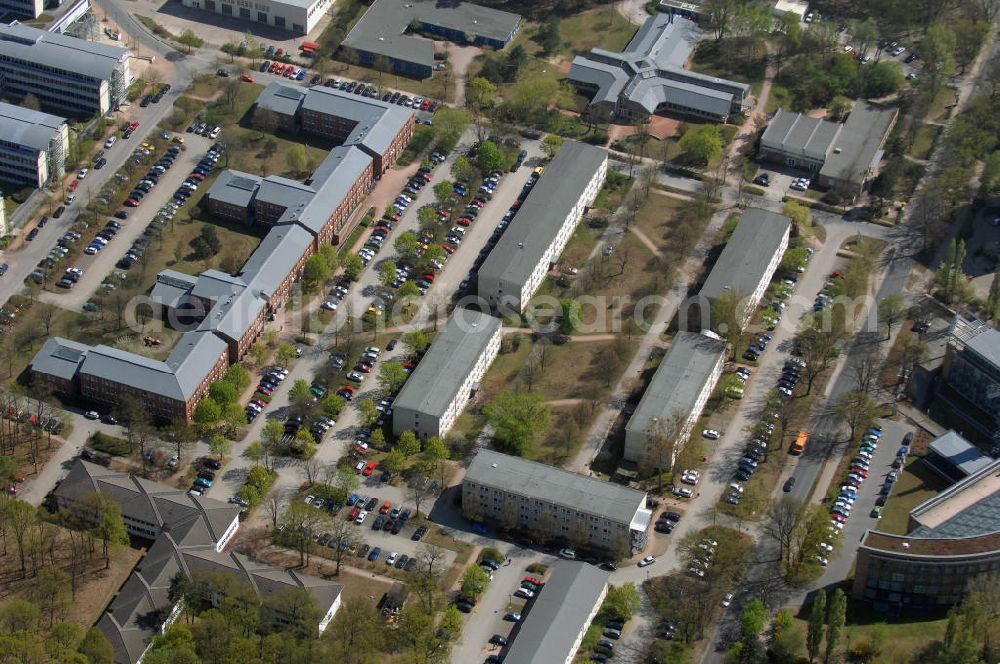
[350,506,361,520]
[379,501,392,514]
[129,121,139,129]
[124,198,139,207]
[67,180,79,192]
[524,576,542,585]
[189,172,206,181]
[363,461,377,476]
[256,385,273,396]
[456,216,472,226]
[441,243,455,254]
[830,512,847,522]
[354,362,373,373]
[849,467,869,478]
[240,73,255,82]
[270,62,280,72]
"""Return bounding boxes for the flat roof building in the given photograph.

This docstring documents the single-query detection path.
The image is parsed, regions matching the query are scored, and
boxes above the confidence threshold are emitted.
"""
[625,332,726,467]
[0,21,131,116]
[854,457,1000,614]
[503,561,610,664]
[463,449,652,556]
[934,316,1000,444]
[0,102,68,188]
[568,14,750,124]
[759,103,898,200]
[54,460,341,663]
[924,430,993,483]
[180,0,333,35]
[392,309,501,440]
[695,207,791,328]
[478,141,607,314]
[342,0,521,78]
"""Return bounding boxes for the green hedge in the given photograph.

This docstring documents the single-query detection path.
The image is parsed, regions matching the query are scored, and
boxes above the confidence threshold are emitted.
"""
[89,432,132,457]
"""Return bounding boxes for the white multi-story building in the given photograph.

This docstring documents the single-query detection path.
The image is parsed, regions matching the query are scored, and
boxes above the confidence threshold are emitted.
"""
[181,0,333,35]
[478,140,607,313]
[0,22,131,117]
[624,331,726,467]
[462,449,653,556]
[392,308,501,440]
[0,102,68,188]
[697,207,792,328]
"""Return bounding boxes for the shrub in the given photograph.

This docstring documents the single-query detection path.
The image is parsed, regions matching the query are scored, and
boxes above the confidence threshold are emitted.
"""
[238,465,276,507]
[479,547,504,564]
[526,562,548,574]
[89,432,132,456]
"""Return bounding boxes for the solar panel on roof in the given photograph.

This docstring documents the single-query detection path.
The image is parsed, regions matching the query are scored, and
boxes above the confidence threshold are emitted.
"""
[230,177,259,191]
[52,347,83,362]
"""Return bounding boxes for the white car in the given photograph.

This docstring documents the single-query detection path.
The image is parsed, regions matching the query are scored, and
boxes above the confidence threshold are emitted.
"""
[816,556,829,566]
[558,548,577,559]
[681,472,699,486]
[672,486,694,499]
[721,592,734,607]
[321,301,338,311]
[843,44,854,53]
[304,495,315,505]
[386,552,398,565]
[689,567,705,577]
[638,555,656,567]
[77,168,89,179]
[702,429,721,440]
[355,510,368,524]
[729,482,744,494]
[514,588,535,599]
[818,542,834,552]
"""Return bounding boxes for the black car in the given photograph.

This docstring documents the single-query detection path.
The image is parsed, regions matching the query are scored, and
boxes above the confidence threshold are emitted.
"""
[53,206,65,218]
[364,497,378,511]
[412,526,428,541]
[783,477,796,492]
[753,173,770,186]
[489,635,508,646]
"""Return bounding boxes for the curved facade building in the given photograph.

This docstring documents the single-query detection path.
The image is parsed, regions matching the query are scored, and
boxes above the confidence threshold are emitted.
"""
[853,458,1000,614]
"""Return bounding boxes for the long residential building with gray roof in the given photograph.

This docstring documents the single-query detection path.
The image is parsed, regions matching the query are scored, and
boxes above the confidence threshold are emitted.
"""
[463,449,652,556]
[393,308,501,440]
[625,332,726,467]
[696,207,791,328]
[0,101,68,187]
[342,0,521,78]
[0,21,131,116]
[478,141,607,314]
[503,561,610,664]
[568,14,750,123]
[54,460,342,664]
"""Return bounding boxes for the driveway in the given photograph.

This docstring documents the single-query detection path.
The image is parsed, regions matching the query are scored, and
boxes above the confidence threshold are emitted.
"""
[38,134,215,311]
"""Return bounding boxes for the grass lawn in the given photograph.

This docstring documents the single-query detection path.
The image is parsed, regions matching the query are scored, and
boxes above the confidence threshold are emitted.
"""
[3,195,19,222]
[220,125,330,177]
[878,457,948,534]
[557,8,637,57]
[689,39,766,88]
[927,86,959,124]
[766,85,793,114]
[631,192,690,246]
[908,124,941,160]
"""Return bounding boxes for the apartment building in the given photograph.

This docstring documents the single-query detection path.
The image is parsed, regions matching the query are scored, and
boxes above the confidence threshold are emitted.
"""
[503,561,610,664]
[934,316,1000,444]
[0,102,68,188]
[463,449,653,556]
[696,208,791,329]
[568,14,750,124]
[854,458,1000,614]
[392,309,501,440]
[0,22,131,116]
[180,0,333,35]
[76,330,230,422]
[54,460,342,664]
[478,141,608,313]
[624,331,726,467]
[341,0,521,79]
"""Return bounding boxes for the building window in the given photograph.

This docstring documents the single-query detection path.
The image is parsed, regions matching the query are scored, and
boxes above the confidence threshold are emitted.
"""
[274,15,285,27]
[239,7,250,17]
[257,10,267,21]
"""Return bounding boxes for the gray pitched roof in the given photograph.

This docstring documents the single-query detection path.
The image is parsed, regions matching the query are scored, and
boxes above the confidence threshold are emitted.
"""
[197,285,267,345]
[30,337,89,381]
[760,108,842,161]
[0,21,128,80]
[343,0,521,68]
[164,330,229,398]
[465,449,648,525]
[280,146,371,236]
[393,309,500,419]
[206,169,262,208]
[255,175,315,211]
[238,224,314,299]
[189,269,247,304]
[502,561,609,664]
[149,270,198,310]
[300,85,413,156]
[79,345,190,401]
[819,103,897,186]
[478,141,606,295]
[568,15,749,115]
[0,101,65,151]
[627,332,725,438]
[256,82,307,117]
[699,208,792,302]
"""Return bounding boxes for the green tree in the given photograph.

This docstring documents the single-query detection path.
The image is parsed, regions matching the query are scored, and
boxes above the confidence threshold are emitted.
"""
[208,379,238,406]
[343,253,365,281]
[177,29,202,53]
[537,16,561,55]
[877,294,906,341]
[397,430,421,457]
[711,288,748,353]
[935,239,968,304]
[604,584,642,620]
[288,379,312,407]
[222,402,247,433]
[484,390,551,456]
[679,125,724,166]
[863,60,904,98]
[781,246,810,272]
[781,200,812,231]
[807,590,827,662]
[402,329,431,353]
[302,254,332,292]
[83,492,130,569]
[318,243,339,272]
[557,298,581,335]
[433,181,454,202]
[377,260,398,290]
[382,448,406,473]
[78,627,115,664]
[461,564,491,596]
[377,361,408,393]
[320,393,345,419]
[193,397,221,427]
[423,435,449,462]
[541,134,564,158]
[742,597,768,638]
[433,107,472,146]
[394,230,422,260]
[209,433,231,460]
[359,398,379,428]
[224,364,251,391]
[476,140,506,173]
[285,144,308,174]
[922,23,957,94]
[276,343,298,365]
[467,76,497,110]
[398,280,421,302]
[825,588,847,664]
[833,390,880,441]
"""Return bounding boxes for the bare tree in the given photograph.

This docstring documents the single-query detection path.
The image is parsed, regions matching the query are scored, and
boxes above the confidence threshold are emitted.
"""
[764,496,807,564]
[302,457,321,486]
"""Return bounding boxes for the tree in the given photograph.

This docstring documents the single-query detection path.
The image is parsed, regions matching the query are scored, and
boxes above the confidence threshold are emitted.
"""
[765,496,807,564]
[541,134,564,159]
[781,247,811,272]
[377,362,408,394]
[397,430,421,457]
[467,76,497,110]
[31,566,71,627]
[276,343,298,365]
[825,588,847,664]
[82,491,130,569]
[402,329,431,354]
[484,390,551,456]
[285,144,308,174]
[537,16,561,55]
[877,294,906,341]
[382,448,405,473]
[208,433,231,460]
[557,298,581,335]
[358,398,379,428]
[807,590,827,662]
[208,380,238,406]
[864,60,904,98]
[302,254,332,292]
[461,564,491,597]
[177,29,202,53]
[936,239,968,304]
[922,23,957,95]
[377,260,398,290]
[193,397,221,428]
[394,230,422,260]
[781,200,812,231]
[407,472,433,517]
[476,140,506,173]
[22,92,41,110]
[679,125,724,166]
[343,253,365,281]
[604,584,642,620]
[711,289,749,353]
[797,325,840,395]
[224,364,251,391]
[433,181,453,203]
